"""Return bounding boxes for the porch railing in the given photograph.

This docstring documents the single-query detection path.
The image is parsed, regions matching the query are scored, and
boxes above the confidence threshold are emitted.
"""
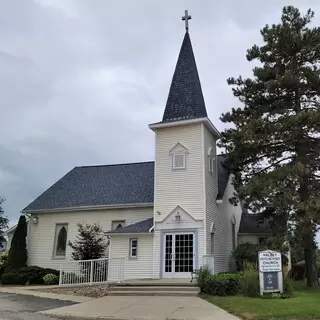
[59,257,125,287]
[202,254,214,273]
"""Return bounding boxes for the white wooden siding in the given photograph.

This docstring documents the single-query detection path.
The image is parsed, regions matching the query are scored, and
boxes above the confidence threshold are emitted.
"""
[109,235,153,280]
[27,207,152,269]
[202,124,219,255]
[214,176,242,273]
[154,123,205,221]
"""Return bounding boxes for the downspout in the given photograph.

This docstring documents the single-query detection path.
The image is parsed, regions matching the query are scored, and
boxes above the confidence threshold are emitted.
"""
[149,225,155,279]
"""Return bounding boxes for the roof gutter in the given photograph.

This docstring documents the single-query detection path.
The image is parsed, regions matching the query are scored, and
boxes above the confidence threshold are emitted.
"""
[22,202,154,214]
[149,117,220,139]
[105,232,152,236]
[238,232,272,236]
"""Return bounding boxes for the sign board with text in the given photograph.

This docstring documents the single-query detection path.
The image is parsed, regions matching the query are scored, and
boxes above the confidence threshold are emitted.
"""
[258,250,283,295]
[259,251,282,272]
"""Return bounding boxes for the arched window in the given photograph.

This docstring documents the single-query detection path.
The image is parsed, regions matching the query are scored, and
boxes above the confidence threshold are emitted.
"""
[112,220,125,230]
[208,147,214,173]
[54,224,68,258]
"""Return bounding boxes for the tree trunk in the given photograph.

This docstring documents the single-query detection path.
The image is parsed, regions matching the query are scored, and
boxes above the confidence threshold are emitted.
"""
[303,233,319,287]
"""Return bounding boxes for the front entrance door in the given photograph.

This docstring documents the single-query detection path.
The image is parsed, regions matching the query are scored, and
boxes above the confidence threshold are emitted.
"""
[163,232,195,278]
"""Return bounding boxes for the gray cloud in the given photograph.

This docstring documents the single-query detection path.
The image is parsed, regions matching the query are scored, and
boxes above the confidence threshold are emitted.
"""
[1,0,320,244]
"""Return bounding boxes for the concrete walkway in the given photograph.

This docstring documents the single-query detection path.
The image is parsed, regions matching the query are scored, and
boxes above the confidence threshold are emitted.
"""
[39,295,240,320]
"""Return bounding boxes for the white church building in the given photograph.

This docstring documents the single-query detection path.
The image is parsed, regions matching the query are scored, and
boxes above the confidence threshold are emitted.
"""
[14,15,271,281]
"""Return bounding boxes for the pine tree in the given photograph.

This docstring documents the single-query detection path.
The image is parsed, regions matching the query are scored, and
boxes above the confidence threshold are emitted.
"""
[219,6,320,287]
[0,198,9,250]
[6,215,28,269]
[68,223,109,260]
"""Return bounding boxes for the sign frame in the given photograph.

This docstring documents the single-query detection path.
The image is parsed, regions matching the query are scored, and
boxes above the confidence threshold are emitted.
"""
[258,250,283,296]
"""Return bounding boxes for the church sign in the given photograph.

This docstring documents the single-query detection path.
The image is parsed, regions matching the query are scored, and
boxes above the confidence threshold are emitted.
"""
[258,250,283,295]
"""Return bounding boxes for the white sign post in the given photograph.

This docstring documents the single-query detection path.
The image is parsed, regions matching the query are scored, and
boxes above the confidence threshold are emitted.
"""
[258,250,283,296]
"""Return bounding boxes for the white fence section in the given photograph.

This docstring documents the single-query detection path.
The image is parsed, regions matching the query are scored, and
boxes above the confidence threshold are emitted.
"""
[202,254,215,273]
[59,257,125,287]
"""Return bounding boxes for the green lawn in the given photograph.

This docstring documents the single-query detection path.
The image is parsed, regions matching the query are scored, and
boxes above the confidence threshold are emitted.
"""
[203,283,320,320]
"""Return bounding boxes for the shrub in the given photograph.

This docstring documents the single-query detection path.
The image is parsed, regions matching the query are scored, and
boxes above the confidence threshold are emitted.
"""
[197,266,212,292]
[233,243,260,271]
[0,251,8,266]
[6,215,28,270]
[1,266,59,285]
[43,273,59,285]
[198,271,243,296]
[1,272,24,285]
[242,263,260,297]
[0,251,8,278]
[283,273,294,297]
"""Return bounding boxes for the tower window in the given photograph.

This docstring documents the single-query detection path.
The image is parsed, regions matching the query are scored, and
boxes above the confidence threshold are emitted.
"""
[173,153,186,170]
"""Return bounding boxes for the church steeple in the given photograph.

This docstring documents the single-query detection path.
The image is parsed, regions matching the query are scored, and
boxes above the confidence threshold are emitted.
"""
[162,11,207,123]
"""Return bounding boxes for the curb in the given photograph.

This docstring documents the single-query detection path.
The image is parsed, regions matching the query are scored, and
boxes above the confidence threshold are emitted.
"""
[0,287,92,303]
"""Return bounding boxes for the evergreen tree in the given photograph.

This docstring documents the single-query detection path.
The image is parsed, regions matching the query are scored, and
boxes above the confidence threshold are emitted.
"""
[68,223,109,260]
[6,215,28,269]
[219,6,320,287]
[0,198,9,250]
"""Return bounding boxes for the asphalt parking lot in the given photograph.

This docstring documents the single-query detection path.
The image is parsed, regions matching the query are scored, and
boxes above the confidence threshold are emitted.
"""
[0,292,77,320]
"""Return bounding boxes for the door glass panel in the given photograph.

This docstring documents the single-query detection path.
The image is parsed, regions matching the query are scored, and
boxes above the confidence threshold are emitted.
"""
[174,234,193,273]
[165,234,172,273]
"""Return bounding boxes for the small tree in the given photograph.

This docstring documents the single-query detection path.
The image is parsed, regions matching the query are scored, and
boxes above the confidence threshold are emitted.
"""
[0,198,9,250]
[68,223,108,261]
[6,215,28,270]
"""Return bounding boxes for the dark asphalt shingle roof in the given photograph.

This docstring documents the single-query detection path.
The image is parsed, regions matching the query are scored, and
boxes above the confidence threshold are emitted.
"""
[22,162,154,212]
[22,155,230,212]
[107,218,153,234]
[162,32,207,123]
[238,213,272,234]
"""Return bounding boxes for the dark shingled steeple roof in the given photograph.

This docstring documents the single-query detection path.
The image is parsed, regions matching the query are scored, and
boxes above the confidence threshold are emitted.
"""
[162,32,207,122]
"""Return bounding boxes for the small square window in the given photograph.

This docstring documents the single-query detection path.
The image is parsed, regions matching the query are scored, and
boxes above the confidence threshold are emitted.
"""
[53,224,68,259]
[129,238,138,259]
[173,153,185,170]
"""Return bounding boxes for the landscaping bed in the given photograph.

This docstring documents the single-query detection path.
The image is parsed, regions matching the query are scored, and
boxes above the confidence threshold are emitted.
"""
[36,285,111,298]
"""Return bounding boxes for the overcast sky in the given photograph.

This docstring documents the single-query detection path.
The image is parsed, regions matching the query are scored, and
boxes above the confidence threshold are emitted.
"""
[1,0,320,244]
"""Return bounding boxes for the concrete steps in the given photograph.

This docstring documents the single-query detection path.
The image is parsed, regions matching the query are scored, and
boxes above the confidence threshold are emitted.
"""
[109,284,199,297]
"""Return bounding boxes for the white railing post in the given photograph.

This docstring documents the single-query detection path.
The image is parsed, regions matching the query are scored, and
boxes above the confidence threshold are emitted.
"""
[59,262,62,287]
[118,258,121,283]
[90,260,93,285]
[120,257,124,282]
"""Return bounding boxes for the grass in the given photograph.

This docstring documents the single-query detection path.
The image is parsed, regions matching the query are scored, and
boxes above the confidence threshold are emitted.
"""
[203,282,320,320]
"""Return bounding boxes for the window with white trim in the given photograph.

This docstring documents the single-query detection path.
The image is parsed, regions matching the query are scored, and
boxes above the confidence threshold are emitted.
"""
[53,224,68,259]
[129,238,138,259]
[173,153,186,170]
[112,220,125,230]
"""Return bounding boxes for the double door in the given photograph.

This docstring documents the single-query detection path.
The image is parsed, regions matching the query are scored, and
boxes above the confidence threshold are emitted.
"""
[163,232,195,278]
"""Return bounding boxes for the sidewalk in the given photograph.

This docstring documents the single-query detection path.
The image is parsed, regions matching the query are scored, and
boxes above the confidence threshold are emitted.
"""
[0,285,92,303]
[39,295,240,320]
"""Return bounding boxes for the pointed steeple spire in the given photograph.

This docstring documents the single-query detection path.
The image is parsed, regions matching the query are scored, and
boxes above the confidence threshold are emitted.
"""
[162,13,207,123]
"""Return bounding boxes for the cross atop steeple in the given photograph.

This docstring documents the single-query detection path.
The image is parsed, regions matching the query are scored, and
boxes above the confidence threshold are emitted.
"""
[182,10,191,32]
